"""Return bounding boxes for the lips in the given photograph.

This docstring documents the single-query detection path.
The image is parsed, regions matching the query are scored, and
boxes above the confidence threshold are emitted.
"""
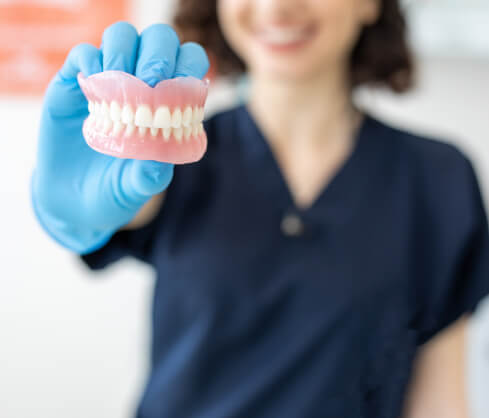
[255,25,315,48]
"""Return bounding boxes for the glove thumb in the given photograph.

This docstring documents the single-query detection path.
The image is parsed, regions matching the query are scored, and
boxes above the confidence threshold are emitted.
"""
[119,160,174,207]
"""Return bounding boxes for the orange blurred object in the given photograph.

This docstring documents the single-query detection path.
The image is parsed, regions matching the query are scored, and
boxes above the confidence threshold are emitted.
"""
[0,0,128,95]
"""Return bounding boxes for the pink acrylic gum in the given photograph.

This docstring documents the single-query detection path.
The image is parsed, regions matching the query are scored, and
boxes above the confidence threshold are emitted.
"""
[77,70,209,164]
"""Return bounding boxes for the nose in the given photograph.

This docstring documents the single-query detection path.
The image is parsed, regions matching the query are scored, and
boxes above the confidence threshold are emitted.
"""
[255,0,304,22]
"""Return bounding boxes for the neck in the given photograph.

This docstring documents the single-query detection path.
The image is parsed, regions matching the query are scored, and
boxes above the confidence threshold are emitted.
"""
[247,65,360,149]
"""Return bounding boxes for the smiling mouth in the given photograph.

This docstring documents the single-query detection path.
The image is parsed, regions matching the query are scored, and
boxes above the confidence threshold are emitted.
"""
[255,26,315,50]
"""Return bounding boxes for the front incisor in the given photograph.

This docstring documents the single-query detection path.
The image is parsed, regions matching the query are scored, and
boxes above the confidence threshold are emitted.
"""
[171,108,182,128]
[121,104,134,124]
[174,127,183,142]
[163,127,172,141]
[154,107,172,129]
[135,105,153,127]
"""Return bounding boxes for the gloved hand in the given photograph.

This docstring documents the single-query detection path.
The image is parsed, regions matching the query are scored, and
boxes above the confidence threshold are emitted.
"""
[31,22,209,254]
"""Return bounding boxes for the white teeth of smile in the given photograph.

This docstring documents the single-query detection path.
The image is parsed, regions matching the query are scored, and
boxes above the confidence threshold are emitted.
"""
[261,28,309,44]
[88,100,205,142]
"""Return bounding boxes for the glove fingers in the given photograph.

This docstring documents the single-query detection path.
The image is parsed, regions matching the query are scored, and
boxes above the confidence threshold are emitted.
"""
[58,43,102,81]
[41,43,102,137]
[135,23,180,87]
[174,42,210,79]
[118,160,174,207]
[101,21,140,73]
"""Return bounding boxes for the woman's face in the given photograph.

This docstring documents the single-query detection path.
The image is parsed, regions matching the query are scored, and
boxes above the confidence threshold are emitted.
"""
[217,0,380,81]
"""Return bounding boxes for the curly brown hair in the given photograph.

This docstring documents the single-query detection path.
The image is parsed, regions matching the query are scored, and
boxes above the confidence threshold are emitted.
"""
[173,0,414,93]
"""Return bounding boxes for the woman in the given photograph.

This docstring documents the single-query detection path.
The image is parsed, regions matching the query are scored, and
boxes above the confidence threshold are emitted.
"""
[31,0,489,416]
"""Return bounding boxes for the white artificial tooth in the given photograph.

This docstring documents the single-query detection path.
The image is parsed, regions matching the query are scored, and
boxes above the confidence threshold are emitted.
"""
[198,107,205,123]
[101,101,110,118]
[174,127,183,143]
[182,106,193,127]
[171,108,182,128]
[88,101,94,113]
[94,102,101,116]
[96,115,104,129]
[102,118,113,134]
[110,101,121,122]
[163,128,172,142]
[135,105,153,127]
[150,127,159,138]
[125,123,135,137]
[198,123,204,134]
[87,115,96,130]
[138,126,148,137]
[192,106,200,125]
[192,124,199,137]
[184,126,192,141]
[121,104,134,124]
[113,121,124,136]
[153,106,172,128]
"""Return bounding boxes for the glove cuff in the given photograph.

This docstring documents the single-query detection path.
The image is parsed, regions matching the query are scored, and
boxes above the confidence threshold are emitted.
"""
[30,173,115,255]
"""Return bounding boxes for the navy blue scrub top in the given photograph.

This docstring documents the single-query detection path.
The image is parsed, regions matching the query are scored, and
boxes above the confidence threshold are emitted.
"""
[82,105,489,418]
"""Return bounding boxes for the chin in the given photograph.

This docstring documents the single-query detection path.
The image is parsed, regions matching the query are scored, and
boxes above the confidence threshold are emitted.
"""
[252,59,332,83]
[247,39,338,82]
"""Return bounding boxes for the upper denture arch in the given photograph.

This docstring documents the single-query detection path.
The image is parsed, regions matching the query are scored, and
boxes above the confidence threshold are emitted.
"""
[78,70,208,142]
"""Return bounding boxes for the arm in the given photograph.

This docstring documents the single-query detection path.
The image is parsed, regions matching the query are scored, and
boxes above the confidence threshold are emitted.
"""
[121,192,165,230]
[31,22,209,254]
[402,316,470,418]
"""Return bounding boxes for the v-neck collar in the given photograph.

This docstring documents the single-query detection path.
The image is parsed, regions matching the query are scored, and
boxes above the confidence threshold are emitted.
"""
[234,104,388,227]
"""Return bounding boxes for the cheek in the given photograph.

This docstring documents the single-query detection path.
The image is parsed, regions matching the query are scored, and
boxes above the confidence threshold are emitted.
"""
[217,0,252,60]
[313,1,364,61]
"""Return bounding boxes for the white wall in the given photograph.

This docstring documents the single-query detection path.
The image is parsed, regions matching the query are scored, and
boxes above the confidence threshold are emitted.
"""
[0,2,488,416]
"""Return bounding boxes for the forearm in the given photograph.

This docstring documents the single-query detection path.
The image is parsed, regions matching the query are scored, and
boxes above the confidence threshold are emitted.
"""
[121,192,165,230]
[402,316,469,418]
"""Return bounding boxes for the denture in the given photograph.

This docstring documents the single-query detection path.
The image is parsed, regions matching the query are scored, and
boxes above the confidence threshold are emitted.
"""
[77,70,209,164]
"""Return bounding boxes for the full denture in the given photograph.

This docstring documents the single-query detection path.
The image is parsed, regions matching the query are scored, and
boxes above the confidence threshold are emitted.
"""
[77,70,209,164]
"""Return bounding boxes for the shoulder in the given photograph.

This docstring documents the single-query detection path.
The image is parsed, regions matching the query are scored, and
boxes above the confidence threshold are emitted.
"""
[370,115,473,179]
[370,115,484,239]
[370,115,477,202]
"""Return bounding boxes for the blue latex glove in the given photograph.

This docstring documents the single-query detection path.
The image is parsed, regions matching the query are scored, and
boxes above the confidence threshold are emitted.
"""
[31,22,209,254]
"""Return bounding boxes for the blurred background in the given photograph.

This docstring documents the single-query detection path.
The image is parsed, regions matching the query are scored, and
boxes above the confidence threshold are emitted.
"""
[1,0,488,417]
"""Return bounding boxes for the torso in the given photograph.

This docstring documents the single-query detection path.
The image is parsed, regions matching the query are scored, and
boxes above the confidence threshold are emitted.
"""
[268,124,357,209]
[248,106,363,210]
[129,106,487,418]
